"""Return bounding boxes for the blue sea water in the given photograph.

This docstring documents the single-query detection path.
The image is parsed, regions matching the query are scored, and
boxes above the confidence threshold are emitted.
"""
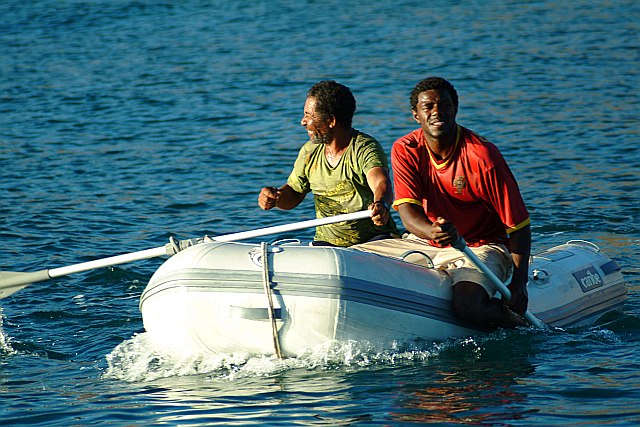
[1,0,639,425]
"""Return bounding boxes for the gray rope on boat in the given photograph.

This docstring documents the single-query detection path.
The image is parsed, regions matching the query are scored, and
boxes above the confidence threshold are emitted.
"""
[261,241,283,359]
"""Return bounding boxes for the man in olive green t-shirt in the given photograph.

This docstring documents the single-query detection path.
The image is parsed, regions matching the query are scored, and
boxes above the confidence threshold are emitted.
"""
[258,80,398,246]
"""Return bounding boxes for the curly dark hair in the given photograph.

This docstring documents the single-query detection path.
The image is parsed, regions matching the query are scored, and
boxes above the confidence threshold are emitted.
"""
[307,80,356,128]
[410,77,458,114]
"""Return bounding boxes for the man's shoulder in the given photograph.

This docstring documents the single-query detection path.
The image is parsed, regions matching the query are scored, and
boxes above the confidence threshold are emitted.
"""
[460,127,503,159]
[353,130,382,148]
[352,130,388,163]
[393,128,422,149]
[297,139,322,156]
[292,140,324,171]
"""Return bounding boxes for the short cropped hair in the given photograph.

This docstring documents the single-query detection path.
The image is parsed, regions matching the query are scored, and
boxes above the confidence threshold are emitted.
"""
[307,80,356,128]
[410,77,459,114]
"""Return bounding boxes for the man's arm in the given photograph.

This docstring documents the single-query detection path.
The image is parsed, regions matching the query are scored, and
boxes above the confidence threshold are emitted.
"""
[258,184,306,210]
[397,203,459,246]
[365,166,393,226]
[506,224,531,315]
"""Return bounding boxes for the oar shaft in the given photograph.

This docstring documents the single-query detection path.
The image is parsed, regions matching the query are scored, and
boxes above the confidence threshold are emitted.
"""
[48,246,168,279]
[1,210,374,297]
[50,211,372,276]
[212,210,372,242]
[453,237,544,328]
[457,244,513,300]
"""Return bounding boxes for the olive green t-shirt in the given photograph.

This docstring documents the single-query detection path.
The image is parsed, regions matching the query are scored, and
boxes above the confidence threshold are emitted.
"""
[287,130,398,246]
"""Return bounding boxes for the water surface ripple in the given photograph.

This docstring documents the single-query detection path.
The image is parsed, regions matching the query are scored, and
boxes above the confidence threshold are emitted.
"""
[1,1,639,426]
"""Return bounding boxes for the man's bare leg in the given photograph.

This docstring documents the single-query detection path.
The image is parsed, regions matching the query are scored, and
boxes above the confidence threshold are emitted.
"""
[452,281,526,329]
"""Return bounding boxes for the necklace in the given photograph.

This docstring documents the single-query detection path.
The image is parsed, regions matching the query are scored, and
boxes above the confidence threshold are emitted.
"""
[326,147,342,162]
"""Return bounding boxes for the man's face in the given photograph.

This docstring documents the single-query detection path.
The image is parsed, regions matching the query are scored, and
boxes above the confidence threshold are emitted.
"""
[301,97,332,144]
[412,89,457,140]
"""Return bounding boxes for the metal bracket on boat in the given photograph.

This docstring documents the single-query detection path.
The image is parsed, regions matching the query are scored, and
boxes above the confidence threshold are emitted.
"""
[249,246,283,267]
[399,250,434,268]
[166,236,204,256]
[531,268,551,285]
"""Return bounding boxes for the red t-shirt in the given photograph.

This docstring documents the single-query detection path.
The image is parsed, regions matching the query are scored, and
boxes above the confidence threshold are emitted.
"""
[391,125,530,247]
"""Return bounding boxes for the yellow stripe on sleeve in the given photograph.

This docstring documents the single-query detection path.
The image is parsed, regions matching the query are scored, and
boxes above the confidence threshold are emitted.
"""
[506,217,531,234]
[392,198,422,211]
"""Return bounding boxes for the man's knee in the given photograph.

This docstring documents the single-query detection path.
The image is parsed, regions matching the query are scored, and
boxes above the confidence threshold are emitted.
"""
[452,281,490,322]
[452,281,525,329]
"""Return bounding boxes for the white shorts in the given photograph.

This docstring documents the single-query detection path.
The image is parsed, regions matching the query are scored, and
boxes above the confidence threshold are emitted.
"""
[351,235,513,297]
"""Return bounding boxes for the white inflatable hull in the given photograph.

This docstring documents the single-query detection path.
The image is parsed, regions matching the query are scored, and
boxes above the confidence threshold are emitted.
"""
[139,240,627,358]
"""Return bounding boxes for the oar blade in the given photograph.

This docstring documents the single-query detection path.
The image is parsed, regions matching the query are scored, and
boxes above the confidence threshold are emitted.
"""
[0,270,50,299]
[0,283,27,299]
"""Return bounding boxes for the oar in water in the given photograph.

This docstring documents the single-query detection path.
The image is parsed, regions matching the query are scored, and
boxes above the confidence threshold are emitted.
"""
[0,210,372,299]
[452,236,545,328]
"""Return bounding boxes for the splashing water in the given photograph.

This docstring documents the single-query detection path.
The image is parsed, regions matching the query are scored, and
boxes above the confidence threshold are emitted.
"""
[0,308,16,356]
[103,331,453,383]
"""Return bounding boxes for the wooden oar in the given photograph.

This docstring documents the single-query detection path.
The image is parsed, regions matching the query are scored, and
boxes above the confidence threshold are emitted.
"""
[452,237,545,328]
[0,210,372,299]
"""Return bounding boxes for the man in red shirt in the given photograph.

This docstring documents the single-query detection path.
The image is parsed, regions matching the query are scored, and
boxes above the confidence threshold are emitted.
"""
[391,77,530,328]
